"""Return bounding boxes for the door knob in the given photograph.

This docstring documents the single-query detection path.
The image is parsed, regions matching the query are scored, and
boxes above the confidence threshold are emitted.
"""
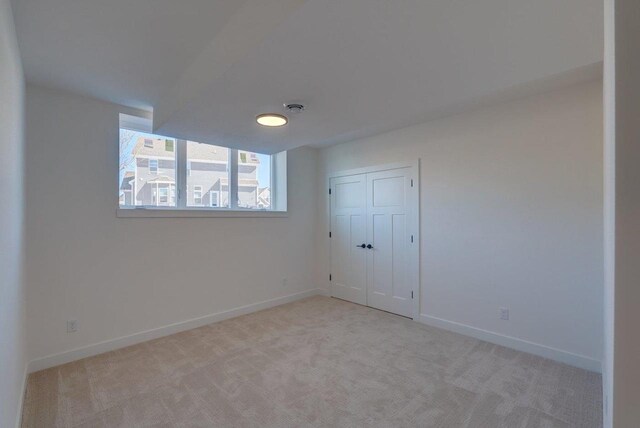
[367,244,373,249]
[356,244,366,248]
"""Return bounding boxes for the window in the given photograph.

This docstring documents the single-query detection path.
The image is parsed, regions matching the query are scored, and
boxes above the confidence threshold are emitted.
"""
[158,186,169,205]
[149,159,159,175]
[210,191,220,207]
[193,185,203,206]
[119,114,286,214]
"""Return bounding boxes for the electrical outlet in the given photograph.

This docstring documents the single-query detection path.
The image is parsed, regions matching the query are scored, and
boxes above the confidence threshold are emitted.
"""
[499,308,509,321]
[67,320,78,333]
[282,278,288,287]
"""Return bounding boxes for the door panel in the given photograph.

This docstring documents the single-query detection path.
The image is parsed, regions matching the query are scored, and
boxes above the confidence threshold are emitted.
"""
[371,213,390,296]
[335,181,365,208]
[366,168,413,317]
[392,214,409,300]
[372,176,405,207]
[330,174,367,305]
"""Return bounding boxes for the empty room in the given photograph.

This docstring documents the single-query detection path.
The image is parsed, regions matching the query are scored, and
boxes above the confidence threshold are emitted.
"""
[2,0,639,427]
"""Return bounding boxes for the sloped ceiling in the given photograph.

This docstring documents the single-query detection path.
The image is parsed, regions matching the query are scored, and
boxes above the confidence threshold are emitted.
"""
[14,0,603,153]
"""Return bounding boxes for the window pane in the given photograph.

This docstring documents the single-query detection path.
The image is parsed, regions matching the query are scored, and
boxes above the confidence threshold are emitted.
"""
[186,141,229,208]
[149,159,158,174]
[238,151,271,209]
[119,129,177,207]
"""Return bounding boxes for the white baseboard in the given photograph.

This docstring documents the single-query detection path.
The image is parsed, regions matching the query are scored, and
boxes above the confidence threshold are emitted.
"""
[418,314,601,373]
[28,289,323,373]
[317,287,331,296]
[15,365,28,428]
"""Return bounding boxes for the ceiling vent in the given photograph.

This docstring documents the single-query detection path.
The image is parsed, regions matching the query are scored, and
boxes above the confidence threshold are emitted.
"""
[284,103,305,114]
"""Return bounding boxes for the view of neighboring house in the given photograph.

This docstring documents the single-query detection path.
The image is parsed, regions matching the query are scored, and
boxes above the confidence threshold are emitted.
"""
[119,171,135,206]
[120,136,266,208]
[257,187,271,209]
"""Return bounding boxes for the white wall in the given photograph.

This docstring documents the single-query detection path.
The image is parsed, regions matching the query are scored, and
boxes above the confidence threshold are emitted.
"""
[0,0,27,427]
[604,0,640,425]
[24,85,319,366]
[317,81,604,371]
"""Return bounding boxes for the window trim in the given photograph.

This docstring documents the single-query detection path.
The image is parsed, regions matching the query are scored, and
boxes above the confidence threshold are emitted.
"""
[117,208,288,218]
[118,114,287,217]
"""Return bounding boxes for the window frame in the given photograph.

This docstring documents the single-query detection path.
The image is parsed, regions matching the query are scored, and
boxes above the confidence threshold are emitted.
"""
[118,114,287,218]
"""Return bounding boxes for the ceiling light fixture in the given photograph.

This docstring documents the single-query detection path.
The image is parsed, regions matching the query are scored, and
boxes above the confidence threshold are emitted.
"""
[256,113,288,127]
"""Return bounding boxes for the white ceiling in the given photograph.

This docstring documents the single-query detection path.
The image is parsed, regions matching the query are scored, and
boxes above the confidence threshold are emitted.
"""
[12,0,248,109]
[14,0,603,153]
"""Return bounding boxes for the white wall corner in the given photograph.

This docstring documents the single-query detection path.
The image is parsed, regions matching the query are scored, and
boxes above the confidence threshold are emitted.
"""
[317,287,331,297]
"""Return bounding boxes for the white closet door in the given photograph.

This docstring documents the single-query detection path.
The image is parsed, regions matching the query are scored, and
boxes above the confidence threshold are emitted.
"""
[330,174,367,305]
[366,168,413,317]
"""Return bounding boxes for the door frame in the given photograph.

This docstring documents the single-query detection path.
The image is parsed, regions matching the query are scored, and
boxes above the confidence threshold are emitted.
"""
[327,160,420,320]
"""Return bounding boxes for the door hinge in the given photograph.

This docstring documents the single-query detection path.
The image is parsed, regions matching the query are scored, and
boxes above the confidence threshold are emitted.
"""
[329,231,332,238]
[411,290,414,299]
[329,274,332,281]
[329,188,332,195]
[410,179,414,187]
[410,235,414,243]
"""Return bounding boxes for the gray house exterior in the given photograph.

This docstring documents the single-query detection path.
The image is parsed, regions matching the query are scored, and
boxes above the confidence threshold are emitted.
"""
[120,137,267,208]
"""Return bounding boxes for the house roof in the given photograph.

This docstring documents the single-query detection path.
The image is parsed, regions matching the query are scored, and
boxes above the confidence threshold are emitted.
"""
[131,136,261,165]
[146,175,175,184]
[119,172,135,190]
[132,136,252,164]
[238,151,260,165]
[220,178,259,187]
[187,142,230,162]
[131,136,177,158]
[257,187,271,206]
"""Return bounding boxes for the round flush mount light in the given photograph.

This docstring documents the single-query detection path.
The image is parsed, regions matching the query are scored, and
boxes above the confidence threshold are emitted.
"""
[256,113,288,127]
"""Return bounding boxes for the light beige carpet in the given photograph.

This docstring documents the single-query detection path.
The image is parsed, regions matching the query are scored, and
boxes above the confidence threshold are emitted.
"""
[22,296,602,427]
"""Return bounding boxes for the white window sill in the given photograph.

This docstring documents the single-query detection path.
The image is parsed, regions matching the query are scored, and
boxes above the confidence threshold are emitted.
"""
[117,207,288,218]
